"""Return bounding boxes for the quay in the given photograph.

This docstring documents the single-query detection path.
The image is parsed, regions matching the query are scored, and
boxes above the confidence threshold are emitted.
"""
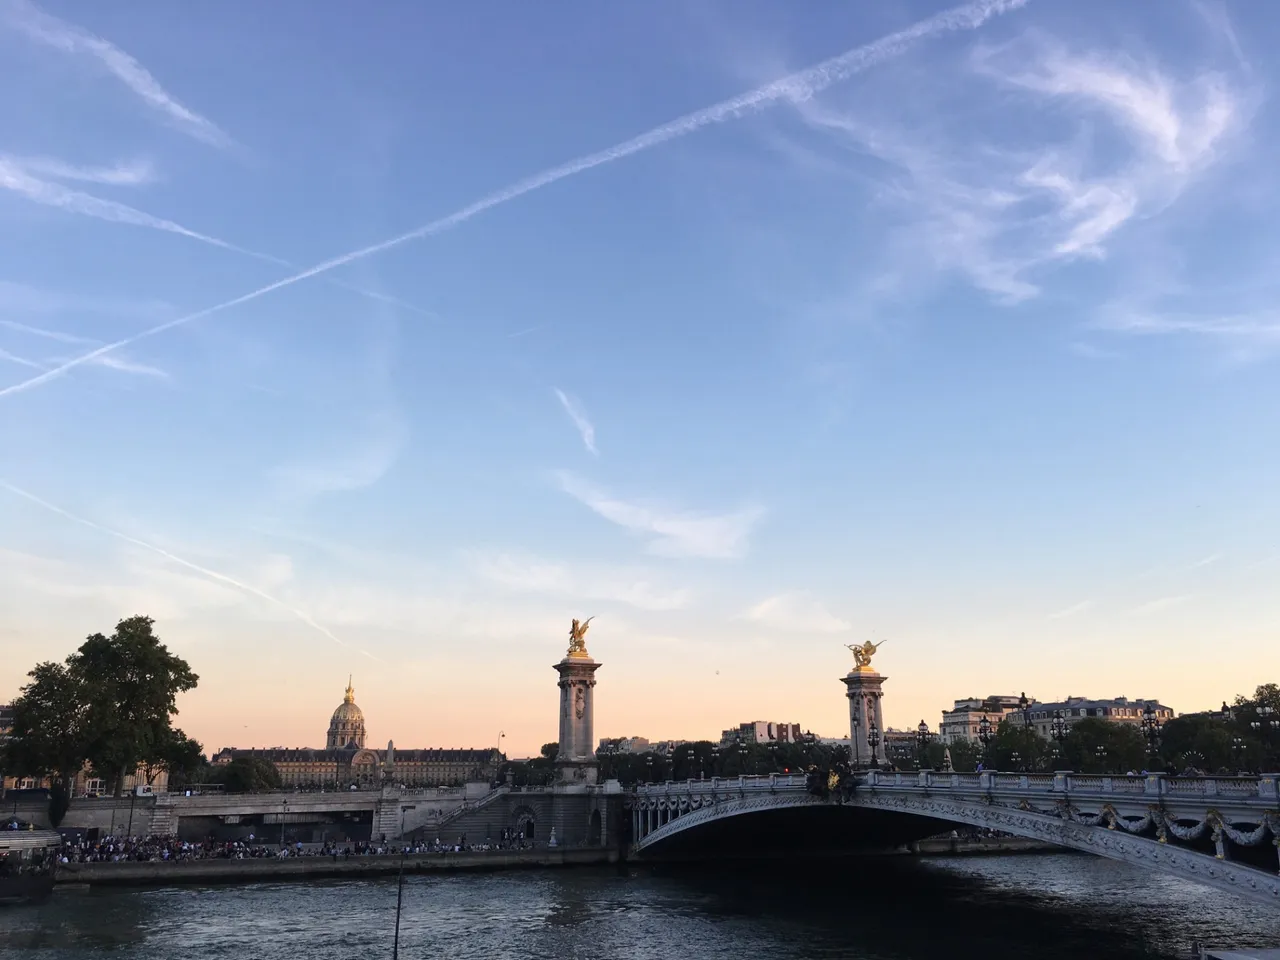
[55,847,618,888]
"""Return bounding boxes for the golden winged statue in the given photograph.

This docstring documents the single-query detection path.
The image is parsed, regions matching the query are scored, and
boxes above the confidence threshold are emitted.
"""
[568,617,595,655]
[847,639,886,669]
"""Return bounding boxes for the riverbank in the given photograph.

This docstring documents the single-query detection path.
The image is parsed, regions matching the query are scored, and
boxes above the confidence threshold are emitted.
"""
[906,837,1062,856]
[56,847,619,888]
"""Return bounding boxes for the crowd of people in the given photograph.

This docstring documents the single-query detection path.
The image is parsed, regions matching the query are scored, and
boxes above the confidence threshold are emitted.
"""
[58,829,538,864]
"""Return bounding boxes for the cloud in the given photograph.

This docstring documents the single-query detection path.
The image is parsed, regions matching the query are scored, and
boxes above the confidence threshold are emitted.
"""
[0,0,1028,401]
[0,479,380,661]
[786,34,1245,303]
[1,0,230,147]
[469,551,692,611]
[2,155,155,185]
[267,423,406,498]
[553,388,598,455]
[556,472,763,559]
[2,314,168,380]
[82,352,168,379]
[743,591,851,633]
[1048,599,1094,620]
[0,155,260,253]
[1131,594,1193,615]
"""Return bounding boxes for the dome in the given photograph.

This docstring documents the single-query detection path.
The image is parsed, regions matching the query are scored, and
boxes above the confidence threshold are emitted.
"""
[326,678,367,750]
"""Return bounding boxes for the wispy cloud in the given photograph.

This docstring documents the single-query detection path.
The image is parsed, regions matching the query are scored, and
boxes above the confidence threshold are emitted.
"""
[743,591,851,634]
[0,347,45,369]
[0,0,1028,400]
[0,155,259,253]
[1,0,230,148]
[469,551,692,611]
[0,319,96,344]
[2,155,155,185]
[83,352,168,379]
[785,32,1245,304]
[556,472,763,559]
[1048,599,1094,620]
[0,333,166,381]
[1131,594,1193,615]
[0,479,380,661]
[553,388,598,456]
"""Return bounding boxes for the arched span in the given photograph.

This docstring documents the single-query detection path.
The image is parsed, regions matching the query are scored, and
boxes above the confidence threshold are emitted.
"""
[632,792,1280,906]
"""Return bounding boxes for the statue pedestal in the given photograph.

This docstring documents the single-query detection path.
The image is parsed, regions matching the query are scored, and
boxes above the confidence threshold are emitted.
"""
[554,652,601,784]
[841,667,888,769]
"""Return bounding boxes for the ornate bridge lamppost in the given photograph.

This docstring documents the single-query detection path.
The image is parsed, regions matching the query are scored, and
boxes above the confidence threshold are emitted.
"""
[710,743,721,777]
[978,714,994,770]
[1094,744,1108,774]
[1251,705,1278,768]
[1050,710,1069,767]
[1231,736,1245,772]
[916,720,931,770]
[1011,750,1022,773]
[766,741,779,773]
[645,755,654,784]
[1019,692,1031,730]
[867,721,882,770]
[736,738,749,775]
[1141,702,1163,763]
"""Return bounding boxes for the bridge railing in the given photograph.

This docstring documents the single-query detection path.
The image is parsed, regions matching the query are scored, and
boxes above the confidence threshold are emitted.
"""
[632,771,1280,804]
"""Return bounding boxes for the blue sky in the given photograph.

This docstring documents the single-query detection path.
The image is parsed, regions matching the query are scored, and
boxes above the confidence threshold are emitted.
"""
[1,0,1277,756]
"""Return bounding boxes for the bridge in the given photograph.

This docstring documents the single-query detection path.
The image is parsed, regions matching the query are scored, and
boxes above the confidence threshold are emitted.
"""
[628,770,1280,905]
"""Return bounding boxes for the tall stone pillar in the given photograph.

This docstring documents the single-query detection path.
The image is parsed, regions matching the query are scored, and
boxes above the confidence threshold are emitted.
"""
[554,618,602,784]
[840,641,889,769]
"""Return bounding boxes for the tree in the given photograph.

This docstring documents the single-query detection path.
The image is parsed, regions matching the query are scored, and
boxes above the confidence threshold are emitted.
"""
[70,616,198,797]
[1158,714,1234,772]
[987,721,1051,771]
[1060,718,1147,774]
[217,756,282,793]
[140,728,206,790]
[1,662,93,826]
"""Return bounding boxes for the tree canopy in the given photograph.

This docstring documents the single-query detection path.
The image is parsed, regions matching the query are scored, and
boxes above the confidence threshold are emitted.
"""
[1,616,201,821]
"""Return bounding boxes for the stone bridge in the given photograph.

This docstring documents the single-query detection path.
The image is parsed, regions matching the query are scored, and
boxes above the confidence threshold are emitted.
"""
[629,770,1280,906]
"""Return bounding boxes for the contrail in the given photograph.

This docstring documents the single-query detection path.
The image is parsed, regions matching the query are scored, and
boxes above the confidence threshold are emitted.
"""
[0,0,1026,401]
[0,479,383,662]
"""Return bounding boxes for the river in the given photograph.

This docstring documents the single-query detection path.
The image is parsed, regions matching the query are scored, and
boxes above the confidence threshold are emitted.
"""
[2,854,1278,958]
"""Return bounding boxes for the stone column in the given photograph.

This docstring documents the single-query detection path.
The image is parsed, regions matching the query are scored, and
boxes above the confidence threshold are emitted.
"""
[841,661,888,769]
[554,649,602,784]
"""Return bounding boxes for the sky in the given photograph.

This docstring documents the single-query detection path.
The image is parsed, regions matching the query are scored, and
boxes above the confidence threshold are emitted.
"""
[1,0,1277,759]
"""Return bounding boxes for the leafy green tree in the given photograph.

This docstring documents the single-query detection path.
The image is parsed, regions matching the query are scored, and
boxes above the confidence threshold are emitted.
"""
[1158,714,1234,772]
[140,728,206,790]
[1060,718,1147,774]
[987,721,1051,771]
[70,616,199,797]
[923,739,981,772]
[1,662,93,826]
[217,756,283,793]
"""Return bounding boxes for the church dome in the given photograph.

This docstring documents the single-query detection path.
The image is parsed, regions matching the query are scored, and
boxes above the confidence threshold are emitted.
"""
[326,678,367,750]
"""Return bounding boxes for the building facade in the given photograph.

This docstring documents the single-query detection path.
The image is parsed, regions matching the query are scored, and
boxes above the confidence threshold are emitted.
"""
[939,695,1032,744]
[212,681,501,789]
[1014,696,1173,738]
[720,721,806,745]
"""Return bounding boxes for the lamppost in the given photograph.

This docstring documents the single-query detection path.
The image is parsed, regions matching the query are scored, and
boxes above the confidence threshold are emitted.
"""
[736,738,748,775]
[1251,705,1278,768]
[1010,750,1022,773]
[1019,692,1031,731]
[710,743,721,778]
[1231,736,1245,771]
[916,720,931,770]
[867,721,881,770]
[1094,745,1107,774]
[280,799,288,846]
[1141,702,1162,763]
[645,755,654,784]
[978,714,994,770]
[1050,710,1069,767]
[851,712,862,769]
[766,742,779,773]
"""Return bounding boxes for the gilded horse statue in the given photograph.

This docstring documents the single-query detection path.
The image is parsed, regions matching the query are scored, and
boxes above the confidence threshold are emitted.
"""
[847,639,885,669]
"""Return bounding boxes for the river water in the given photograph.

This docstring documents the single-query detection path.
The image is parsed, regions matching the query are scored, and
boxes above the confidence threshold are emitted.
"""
[2,854,1278,959]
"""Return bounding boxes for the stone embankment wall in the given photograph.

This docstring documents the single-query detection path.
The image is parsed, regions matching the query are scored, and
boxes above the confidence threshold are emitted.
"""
[57,848,618,887]
[905,837,1061,856]
[7,798,160,835]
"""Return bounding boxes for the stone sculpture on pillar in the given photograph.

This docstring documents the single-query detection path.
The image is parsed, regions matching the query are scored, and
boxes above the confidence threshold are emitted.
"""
[554,618,602,784]
[841,641,888,769]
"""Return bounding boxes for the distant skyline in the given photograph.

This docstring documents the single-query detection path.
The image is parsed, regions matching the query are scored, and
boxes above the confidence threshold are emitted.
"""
[2,1,1277,757]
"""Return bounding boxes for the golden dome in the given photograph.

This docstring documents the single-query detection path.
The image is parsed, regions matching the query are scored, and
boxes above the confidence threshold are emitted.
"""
[326,676,366,750]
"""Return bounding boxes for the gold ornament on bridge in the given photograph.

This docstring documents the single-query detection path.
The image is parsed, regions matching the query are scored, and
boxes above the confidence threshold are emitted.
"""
[567,617,595,657]
[847,640,886,670]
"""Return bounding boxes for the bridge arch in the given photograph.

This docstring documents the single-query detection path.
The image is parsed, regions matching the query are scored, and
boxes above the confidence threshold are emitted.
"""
[630,782,1280,906]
